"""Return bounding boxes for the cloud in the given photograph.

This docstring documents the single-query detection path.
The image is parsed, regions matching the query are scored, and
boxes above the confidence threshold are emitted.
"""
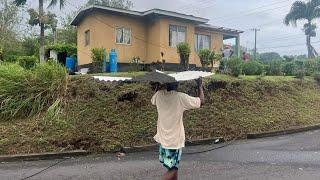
[29,0,316,55]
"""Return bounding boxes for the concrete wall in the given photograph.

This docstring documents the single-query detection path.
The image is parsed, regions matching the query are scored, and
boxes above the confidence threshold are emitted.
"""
[76,12,225,67]
[194,28,224,66]
[146,18,161,63]
[77,12,148,65]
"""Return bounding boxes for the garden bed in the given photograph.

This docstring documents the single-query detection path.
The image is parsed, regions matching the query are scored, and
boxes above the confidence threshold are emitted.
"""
[1,74,320,155]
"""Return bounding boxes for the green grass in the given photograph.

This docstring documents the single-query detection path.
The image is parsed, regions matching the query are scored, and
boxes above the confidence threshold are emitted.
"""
[1,74,320,155]
[207,74,296,82]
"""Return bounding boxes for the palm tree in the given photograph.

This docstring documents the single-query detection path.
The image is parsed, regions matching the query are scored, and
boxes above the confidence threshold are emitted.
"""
[14,0,65,62]
[284,0,320,58]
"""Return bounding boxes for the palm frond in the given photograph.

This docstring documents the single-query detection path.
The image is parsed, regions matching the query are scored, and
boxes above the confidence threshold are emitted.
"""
[311,0,320,19]
[48,0,65,9]
[284,1,308,26]
[13,0,27,6]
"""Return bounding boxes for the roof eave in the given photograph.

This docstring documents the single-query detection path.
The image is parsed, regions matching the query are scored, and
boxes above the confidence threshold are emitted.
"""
[143,9,209,23]
[71,5,144,26]
[71,6,209,26]
[196,24,244,34]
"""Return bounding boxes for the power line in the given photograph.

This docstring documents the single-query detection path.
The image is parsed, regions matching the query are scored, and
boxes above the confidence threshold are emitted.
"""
[258,40,320,50]
[177,0,215,12]
[212,0,289,22]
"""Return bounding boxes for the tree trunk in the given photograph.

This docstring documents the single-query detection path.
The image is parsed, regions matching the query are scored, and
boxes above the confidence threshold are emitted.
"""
[306,34,312,58]
[306,21,312,59]
[39,0,45,63]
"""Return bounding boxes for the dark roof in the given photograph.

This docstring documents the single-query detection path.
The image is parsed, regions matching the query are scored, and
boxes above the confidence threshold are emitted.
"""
[71,5,209,25]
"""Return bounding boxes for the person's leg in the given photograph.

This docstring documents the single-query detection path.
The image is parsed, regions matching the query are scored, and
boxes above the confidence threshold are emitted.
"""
[159,146,182,180]
[162,169,178,180]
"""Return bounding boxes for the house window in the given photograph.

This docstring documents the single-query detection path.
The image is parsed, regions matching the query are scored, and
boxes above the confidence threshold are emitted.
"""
[116,27,131,44]
[85,30,90,46]
[194,34,211,51]
[169,25,187,47]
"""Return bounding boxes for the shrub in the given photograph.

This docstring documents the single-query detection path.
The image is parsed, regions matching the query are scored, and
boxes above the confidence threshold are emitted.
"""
[46,43,77,57]
[227,57,243,77]
[242,61,264,75]
[91,47,106,62]
[219,58,227,72]
[177,42,191,70]
[0,62,67,121]
[130,56,141,72]
[198,49,211,67]
[0,47,3,61]
[266,60,283,75]
[282,62,297,76]
[3,55,19,63]
[314,72,320,85]
[304,59,319,76]
[295,60,305,80]
[18,56,38,69]
[91,47,106,73]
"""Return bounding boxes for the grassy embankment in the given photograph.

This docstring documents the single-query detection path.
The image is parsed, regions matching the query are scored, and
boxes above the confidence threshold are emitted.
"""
[1,72,320,155]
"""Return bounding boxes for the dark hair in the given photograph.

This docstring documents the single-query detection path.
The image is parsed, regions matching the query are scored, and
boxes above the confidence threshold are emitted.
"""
[166,82,179,91]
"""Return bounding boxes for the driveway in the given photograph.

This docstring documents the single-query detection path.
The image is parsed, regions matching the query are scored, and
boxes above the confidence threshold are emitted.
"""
[2,130,320,180]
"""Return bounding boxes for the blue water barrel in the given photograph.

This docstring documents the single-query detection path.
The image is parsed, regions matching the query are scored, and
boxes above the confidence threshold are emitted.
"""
[66,57,76,72]
[109,49,118,73]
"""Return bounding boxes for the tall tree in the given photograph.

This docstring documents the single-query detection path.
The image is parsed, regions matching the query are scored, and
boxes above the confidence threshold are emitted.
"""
[259,52,282,62]
[14,0,65,62]
[86,0,133,9]
[284,0,320,58]
[0,0,22,57]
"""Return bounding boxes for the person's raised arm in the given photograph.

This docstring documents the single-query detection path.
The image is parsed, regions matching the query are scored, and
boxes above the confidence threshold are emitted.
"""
[195,78,205,105]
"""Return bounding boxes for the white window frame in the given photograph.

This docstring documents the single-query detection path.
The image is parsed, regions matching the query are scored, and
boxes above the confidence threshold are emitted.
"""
[194,33,211,51]
[169,25,187,47]
[115,27,132,45]
[85,30,90,46]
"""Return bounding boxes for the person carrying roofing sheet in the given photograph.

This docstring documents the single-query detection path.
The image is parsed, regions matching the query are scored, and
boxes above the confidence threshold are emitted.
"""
[151,78,205,180]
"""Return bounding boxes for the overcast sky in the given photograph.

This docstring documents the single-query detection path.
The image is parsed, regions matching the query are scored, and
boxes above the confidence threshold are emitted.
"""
[26,0,318,56]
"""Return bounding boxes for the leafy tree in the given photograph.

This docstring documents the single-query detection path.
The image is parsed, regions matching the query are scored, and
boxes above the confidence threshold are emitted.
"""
[259,52,282,62]
[283,55,295,62]
[86,0,133,9]
[21,36,40,56]
[0,0,22,57]
[284,0,320,58]
[57,13,77,44]
[14,0,65,62]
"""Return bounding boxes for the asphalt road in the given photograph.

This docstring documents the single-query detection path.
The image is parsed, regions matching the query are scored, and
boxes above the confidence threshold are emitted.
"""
[2,130,320,180]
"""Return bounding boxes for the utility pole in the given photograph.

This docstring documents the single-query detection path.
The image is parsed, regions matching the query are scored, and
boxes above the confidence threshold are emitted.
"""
[251,28,260,60]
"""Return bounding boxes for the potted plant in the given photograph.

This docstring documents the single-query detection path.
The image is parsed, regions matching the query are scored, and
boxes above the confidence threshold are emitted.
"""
[198,49,211,68]
[177,42,191,71]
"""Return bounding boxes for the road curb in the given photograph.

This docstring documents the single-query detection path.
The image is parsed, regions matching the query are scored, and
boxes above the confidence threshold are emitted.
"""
[122,137,224,153]
[247,124,320,139]
[0,150,90,163]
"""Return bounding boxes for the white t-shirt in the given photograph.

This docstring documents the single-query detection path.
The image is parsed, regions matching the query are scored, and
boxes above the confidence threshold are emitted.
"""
[223,49,233,58]
[151,90,201,149]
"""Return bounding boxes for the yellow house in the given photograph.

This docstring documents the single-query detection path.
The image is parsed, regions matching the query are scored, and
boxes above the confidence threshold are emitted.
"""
[71,5,243,71]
